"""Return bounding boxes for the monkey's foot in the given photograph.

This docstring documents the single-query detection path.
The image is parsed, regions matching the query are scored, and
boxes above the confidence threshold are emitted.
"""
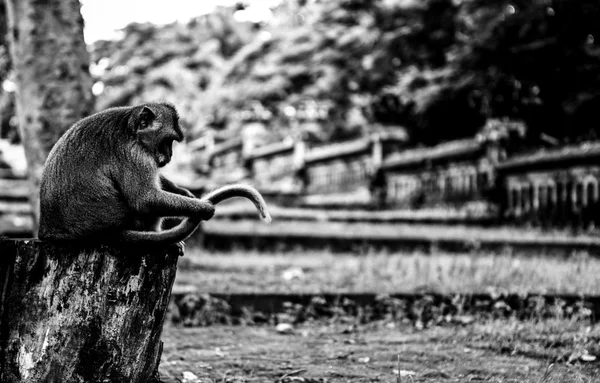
[175,241,185,257]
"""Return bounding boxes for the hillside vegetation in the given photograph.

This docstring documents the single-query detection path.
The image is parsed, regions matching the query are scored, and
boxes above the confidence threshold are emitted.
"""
[3,0,600,147]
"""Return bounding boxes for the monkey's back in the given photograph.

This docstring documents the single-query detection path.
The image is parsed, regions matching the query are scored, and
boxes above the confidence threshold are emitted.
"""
[39,112,132,241]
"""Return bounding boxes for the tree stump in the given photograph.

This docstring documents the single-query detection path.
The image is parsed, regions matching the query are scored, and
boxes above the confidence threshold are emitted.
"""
[0,239,179,383]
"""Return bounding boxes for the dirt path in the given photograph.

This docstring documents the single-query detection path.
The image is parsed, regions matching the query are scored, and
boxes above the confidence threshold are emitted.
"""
[159,322,599,382]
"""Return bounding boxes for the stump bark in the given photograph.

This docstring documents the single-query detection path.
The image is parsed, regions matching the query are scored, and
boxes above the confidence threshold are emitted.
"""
[0,239,179,383]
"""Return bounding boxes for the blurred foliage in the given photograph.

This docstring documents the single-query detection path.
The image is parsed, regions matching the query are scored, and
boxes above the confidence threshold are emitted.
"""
[89,6,258,137]
[2,0,600,146]
[424,0,600,145]
[207,0,600,145]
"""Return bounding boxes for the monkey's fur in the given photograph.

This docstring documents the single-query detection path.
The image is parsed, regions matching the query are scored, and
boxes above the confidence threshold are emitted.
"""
[39,102,270,245]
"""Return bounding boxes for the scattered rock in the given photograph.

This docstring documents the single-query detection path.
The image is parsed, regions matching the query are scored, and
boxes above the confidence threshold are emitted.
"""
[393,369,416,377]
[282,267,304,281]
[214,347,226,358]
[182,371,200,382]
[276,323,295,334]
[581,350,597,362]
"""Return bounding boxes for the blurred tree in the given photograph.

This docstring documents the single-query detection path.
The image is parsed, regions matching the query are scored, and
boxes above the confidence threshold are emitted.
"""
[0,1,17,142]
[448,0,599,142]
[0,3,8,79]
[383,0,600,145]
[210,0,461,142]
[4,0,94,232]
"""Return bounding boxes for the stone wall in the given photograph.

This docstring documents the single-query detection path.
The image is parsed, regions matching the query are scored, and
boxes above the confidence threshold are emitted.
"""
[385,160,495,209]
[252,152,296,186]
[504,166,600,229]
[305,156,370,194]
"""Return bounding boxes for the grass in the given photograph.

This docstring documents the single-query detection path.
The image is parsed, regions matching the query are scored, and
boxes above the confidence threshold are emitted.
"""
[175,247,600,295]
[466,317,600,362]
[159,317,600,382]
[165,246,600,382]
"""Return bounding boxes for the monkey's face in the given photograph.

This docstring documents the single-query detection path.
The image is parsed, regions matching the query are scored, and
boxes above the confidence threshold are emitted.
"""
[134,104,184,167]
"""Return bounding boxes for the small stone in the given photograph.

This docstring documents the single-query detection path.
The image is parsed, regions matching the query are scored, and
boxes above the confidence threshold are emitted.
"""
[282,267,304,281]
[393,369,416,377]
[182,371,200,382]
[276,323,294,334]
[581,354,597,362]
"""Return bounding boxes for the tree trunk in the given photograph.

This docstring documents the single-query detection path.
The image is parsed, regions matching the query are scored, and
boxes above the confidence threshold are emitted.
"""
[0,239,179,383]
[0,2,8,70]
[3,0,94,234]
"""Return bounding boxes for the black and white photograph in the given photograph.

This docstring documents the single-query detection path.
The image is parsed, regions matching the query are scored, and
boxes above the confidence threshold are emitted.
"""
[0,0,599,382]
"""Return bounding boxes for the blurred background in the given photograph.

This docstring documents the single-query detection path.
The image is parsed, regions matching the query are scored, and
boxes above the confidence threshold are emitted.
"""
[2,1,600,381]
[2,0,600,292]
[2,0,600,283]
[5,0,600,231]
[4,0,600,213]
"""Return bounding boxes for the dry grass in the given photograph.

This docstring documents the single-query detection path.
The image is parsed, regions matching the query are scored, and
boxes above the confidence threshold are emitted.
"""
[168,246,600,382]
[467,317,600,359]
[176,248,600,295]
[160,317,600,382]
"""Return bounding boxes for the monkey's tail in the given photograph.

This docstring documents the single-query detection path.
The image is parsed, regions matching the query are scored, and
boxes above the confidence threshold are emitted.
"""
[120,217,201,244]
[202,184,272,223]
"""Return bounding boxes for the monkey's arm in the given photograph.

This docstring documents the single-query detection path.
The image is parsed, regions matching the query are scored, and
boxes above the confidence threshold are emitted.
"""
[160,175,195,198]
[120,165,214,219]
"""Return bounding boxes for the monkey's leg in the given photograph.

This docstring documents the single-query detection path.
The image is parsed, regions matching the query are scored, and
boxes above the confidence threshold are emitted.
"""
[159,217,186,256]
[175,241,185,257]
[159,176,196,254]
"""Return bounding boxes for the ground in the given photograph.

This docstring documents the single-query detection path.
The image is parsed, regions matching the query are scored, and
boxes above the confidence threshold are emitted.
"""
[160,247,600,382]
[159,319,600,383]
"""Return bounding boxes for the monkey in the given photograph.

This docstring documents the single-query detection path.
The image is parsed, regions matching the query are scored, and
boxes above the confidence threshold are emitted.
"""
[39,102,270,247]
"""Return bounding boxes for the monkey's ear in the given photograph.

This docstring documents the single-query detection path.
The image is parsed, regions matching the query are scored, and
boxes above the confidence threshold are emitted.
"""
[137,106,156,130]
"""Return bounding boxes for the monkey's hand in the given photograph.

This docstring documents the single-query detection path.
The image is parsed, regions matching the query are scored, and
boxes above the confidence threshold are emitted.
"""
[196,200,216,221]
